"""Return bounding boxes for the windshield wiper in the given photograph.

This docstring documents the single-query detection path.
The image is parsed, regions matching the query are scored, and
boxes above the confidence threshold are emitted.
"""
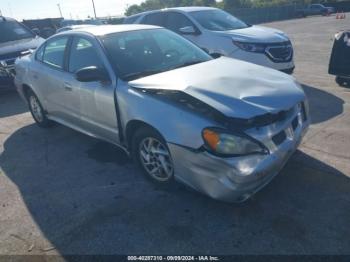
[123,69,165,81]
[123,61,205,81]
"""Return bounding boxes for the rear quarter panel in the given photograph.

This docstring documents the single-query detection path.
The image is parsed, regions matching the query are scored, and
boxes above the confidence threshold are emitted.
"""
[14,55,33,102]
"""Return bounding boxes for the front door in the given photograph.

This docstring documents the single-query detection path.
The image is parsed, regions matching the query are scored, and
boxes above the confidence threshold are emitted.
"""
[66,36,119,143]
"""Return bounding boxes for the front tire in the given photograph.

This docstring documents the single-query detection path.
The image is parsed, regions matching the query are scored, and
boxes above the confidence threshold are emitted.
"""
[27,90,52,128]
[131,127,174,184]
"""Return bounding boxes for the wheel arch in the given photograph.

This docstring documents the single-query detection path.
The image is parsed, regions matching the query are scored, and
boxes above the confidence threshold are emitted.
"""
[125,120,164,150]
[22,84,34,100]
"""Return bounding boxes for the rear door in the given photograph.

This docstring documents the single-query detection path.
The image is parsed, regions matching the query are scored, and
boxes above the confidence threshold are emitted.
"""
[35,36,81,122]
[66,35,119,143]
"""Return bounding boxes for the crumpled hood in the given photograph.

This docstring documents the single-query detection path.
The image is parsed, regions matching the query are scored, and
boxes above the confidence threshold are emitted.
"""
[214,25,289,43]
[0,37,44,57]
[129,57,305,119]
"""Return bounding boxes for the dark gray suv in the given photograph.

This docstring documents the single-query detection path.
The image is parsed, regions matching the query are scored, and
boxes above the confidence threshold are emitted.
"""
[0,16,44,91]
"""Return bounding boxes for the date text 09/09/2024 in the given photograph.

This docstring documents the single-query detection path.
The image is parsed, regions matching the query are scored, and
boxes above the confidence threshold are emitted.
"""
[127,256,220,261]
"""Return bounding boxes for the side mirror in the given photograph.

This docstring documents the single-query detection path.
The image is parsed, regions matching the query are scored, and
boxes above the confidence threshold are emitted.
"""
[201,47,210,54]
[75,66,110,82]
[32,28,40,35]
[210,53,222,59]
[201,48,222,59]
[179,26,198,35]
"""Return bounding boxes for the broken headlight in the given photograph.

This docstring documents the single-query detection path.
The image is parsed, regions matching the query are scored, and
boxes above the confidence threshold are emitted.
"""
[202,128,269,157]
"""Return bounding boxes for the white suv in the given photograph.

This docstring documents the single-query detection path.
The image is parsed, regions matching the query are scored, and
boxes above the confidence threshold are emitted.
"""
[126,7,295,73]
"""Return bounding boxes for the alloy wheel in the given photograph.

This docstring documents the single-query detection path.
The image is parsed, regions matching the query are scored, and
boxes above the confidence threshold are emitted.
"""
[29,95,44,123]
[139,137,174,182]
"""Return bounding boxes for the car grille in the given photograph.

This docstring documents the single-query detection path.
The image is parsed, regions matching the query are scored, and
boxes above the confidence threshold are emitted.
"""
[291,117,299,131]
[272,116,300,146]
[1,58,16,69]
[0,49,30,78]
[272,130,287,146]
[265,42,293,63]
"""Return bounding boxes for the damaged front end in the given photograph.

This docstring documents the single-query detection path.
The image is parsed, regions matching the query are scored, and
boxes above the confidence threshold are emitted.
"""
[136,87,310,202]
[0,50,32,90]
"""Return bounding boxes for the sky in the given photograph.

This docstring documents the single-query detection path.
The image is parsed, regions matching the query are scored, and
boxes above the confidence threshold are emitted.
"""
[0,0,145,20]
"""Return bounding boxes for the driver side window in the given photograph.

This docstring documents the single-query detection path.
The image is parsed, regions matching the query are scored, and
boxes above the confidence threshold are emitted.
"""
[165,12,196,34]
[68,37,104,73]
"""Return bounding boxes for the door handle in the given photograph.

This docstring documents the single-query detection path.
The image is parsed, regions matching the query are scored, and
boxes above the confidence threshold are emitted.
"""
[33,74,39,80]
[63,83,73,91]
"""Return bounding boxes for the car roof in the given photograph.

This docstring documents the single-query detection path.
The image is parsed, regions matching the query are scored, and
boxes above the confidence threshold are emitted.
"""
[0,16,17,22]
[62,24,162,36]
[166,6,218,12]
[66,24,95,29]
[125,6,217,19]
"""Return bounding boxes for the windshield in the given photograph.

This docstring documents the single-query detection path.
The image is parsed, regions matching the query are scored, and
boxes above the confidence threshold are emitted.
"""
[0,20,34,43]
[100,29,212,81]
[191,9,249,31]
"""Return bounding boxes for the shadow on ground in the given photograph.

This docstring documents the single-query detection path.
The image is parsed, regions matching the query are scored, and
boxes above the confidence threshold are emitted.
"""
[0,91,27,118]
[0,123,349,255]
[301,84,344,124]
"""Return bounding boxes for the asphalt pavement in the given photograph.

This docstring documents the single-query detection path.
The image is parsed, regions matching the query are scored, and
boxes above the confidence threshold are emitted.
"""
[0,14,349,256]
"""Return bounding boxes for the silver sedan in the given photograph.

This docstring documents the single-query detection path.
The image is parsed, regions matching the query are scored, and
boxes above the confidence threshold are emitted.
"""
[14,25,309,202]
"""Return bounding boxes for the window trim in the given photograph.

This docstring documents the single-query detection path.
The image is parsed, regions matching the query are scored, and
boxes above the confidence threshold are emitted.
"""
[35,43,46,62]
[39,35,72,72]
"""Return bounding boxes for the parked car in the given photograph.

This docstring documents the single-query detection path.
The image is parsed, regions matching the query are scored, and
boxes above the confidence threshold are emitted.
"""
[125,7,295,73]
[60,19,107,28]
[329,30,350,87]
[14,25,309,202]
[297,4,335,17]
[0,16,44,91]
[22,18,63,39]
[56,24,95,34]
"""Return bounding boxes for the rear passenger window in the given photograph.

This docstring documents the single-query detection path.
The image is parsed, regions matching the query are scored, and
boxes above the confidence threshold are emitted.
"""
[68,37,104,73]
[142,13,166,26]
[43,37,68,69]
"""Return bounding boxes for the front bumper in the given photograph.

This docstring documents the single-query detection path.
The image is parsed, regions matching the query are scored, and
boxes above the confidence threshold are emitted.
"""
[168,106,309,203]
[229,49,295,73]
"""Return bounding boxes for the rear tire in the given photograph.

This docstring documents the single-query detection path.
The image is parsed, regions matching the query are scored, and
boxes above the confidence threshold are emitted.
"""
[131,126,174,185]
[26,89,53,128]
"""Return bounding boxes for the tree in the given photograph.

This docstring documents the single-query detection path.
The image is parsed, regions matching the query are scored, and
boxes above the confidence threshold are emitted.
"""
[222,0,252,9]
[125,4,143,16]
